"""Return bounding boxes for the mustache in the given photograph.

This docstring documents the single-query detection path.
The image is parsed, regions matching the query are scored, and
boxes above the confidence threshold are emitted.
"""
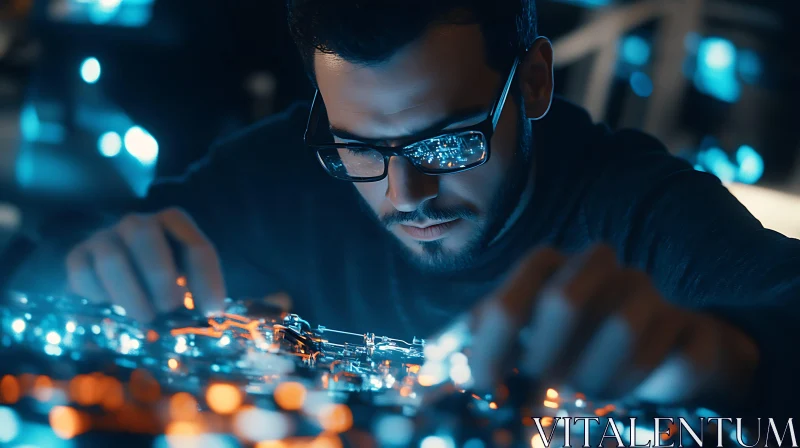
[381,203,478,227]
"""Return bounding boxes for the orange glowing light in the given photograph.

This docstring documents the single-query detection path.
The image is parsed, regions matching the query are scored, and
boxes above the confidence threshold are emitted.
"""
[100,377,125,410]
[147,330,160,342]
[255,441,289,448]
[531,433,546,448]
[594,408,609,417]
[489,402,498,410]
[399,386,412,397]
[417,375,435,387]
[662,422,678,441]
[543,400,558,409]
[310,433,344,448]
[33,375,54,402]
[170,392,199,421]
[407,364,421,374]
[171,316,264,343]
[184,292,195,310]
[70,374,100,406]
[168,359,179,370]
[177,276,187,287]
[165,421,201,436]
[545,388,559,400]
[541,416,554,427]
[0,375,20,404]
[318,404,353,433]
[49,406,87,439]
[274,381,306,411]
[206,383,242,415]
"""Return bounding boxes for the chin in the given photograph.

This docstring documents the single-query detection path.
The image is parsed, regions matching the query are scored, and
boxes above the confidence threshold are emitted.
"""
[400,238,482,273]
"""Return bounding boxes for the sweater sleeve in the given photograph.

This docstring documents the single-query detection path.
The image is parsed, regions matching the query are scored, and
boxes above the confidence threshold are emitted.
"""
[583,130,800,419]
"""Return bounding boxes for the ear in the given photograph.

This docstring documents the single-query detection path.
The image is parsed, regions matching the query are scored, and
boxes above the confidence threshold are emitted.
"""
[518,37,554,121]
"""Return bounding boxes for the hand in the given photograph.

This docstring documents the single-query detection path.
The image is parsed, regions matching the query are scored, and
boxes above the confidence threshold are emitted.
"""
[465,245,759,409]
[65,207,226,323]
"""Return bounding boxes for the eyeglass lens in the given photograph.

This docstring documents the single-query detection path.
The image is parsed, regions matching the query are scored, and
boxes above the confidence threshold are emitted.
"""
[318,131,488,180]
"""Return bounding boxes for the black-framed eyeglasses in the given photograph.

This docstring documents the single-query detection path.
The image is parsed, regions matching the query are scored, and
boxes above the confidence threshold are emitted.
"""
[304,55,522,182]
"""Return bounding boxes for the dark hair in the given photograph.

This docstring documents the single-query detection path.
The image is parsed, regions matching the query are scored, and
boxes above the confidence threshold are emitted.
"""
[287,0,537,83]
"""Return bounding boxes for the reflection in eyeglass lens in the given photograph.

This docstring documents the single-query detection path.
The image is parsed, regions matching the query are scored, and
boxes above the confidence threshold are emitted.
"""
[318,131,487,180]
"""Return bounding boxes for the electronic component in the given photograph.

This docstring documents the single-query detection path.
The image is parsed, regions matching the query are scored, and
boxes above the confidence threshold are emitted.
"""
[0,291,751,447]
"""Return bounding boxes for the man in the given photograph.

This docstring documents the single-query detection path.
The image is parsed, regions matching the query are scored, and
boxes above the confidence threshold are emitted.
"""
[58,0,798,420]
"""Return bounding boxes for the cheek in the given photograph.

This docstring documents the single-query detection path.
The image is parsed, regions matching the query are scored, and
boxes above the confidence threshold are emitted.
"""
[441,108,520,208]
[353,182,386,212]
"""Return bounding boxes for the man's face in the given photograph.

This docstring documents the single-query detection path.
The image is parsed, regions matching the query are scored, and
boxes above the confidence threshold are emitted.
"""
[314,25,533,271]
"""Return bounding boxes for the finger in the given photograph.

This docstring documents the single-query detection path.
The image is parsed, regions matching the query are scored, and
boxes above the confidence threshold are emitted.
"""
[157,207,227,315]
[614,301,687,399]
[89,230,156,323]
[632,313,721,405]
[468,247,565,391]
[567,270,660,399]
[519,244,619,378]
[116,214,183,313]
[66,244,108,303]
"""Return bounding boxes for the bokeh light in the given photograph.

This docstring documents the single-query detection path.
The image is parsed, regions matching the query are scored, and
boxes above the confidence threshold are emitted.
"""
[0,406,21,443]
[274,381,306,411]
[0,375,20,404]
[80,57,101,84]
[98,131,122,157]
[124,126,159,166]
[49,406,87,439]
[206,383,242,415]
[621,35,651,66]
[317,404,353,434]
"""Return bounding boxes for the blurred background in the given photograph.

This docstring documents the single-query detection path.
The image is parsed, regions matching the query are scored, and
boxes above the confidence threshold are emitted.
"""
[0,0,798,250]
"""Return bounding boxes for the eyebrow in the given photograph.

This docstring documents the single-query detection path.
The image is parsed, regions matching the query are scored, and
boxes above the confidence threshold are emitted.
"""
[329,106,489,145]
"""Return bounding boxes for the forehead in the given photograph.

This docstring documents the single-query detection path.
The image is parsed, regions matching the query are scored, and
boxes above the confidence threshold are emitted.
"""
[313,24,501,141]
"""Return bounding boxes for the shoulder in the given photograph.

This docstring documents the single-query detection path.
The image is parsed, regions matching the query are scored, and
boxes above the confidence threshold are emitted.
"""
[173,101,315,181]
[211,101,311,152]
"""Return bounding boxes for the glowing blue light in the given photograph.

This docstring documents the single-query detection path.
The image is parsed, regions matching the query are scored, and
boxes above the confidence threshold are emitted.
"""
[20,103,41,142]
[694,37,740,103]
[98,0,123,11]
[737,49,762,85]
[45,345,63,356]
[46,331,61,345]
[420,435,455,448]
[374,415,414,446]
[0,407,21,443]
[11,318,26,333]
[700,147,737,182]
[124,126,159,165]
[463,439,486,448]
[80,57,101,84]
[629,71,653,97]
[98,131,122,157]
[621,35,651,66]
[699,38,736,71]
[735,145,764,184]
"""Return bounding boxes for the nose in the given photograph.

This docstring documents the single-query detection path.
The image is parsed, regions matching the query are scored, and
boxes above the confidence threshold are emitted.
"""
[386,156,439,212]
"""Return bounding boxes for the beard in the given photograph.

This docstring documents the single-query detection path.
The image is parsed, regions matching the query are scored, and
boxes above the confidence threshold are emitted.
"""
[374,98,535,273]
